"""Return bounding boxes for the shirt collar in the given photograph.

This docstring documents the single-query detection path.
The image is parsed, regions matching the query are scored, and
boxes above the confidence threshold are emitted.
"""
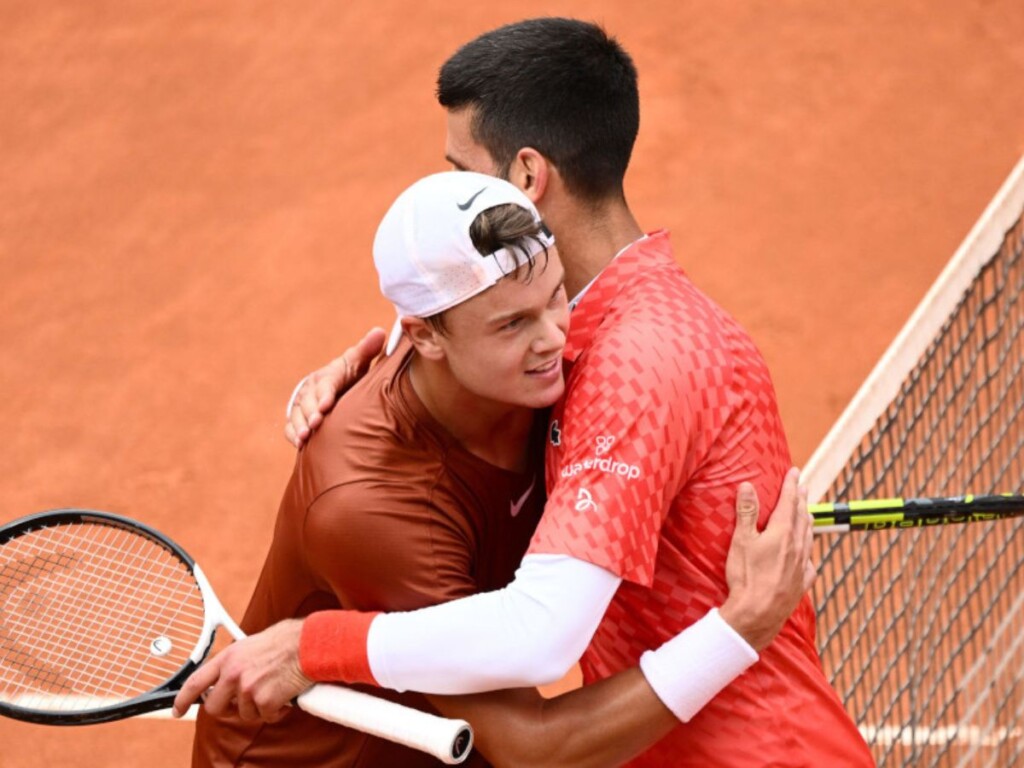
[562,230,673,362]
[567,234,649,312]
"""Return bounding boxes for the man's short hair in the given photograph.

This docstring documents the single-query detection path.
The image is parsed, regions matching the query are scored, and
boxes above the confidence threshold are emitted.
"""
[437,17,640,202]
[425,203,550,335]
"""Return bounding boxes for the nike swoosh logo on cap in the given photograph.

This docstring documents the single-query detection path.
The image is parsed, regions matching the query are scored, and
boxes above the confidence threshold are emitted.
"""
[510,475,537,518]
[457,187,487,211]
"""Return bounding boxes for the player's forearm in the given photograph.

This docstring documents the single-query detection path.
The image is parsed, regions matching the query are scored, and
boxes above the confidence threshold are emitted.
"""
[300,555,620,694]
[432,669,677,768]
[528,670,678,768]
[430,609,758,768]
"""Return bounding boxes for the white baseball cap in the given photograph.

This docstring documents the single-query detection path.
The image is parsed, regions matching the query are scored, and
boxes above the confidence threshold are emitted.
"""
[374,171,555,352]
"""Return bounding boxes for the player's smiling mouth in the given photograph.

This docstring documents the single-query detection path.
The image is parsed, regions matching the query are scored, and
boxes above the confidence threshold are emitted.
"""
[526,358,560,376]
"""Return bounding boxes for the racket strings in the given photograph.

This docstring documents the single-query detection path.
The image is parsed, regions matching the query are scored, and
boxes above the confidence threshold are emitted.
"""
[0,529,198,704]
[7,524,202,678]
[0,521,205,710]
[11,526,190,698]
[3,525,181,681]
[0,548,89,691]
[0,536,174,702]
[51,524,194,688]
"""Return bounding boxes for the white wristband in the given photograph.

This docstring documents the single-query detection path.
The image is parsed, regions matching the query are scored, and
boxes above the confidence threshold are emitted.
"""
[638,608,758,722]
[285,376,310,419]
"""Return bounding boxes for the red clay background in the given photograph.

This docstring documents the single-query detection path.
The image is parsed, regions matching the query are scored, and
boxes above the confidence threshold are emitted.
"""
[2,2,1023,765]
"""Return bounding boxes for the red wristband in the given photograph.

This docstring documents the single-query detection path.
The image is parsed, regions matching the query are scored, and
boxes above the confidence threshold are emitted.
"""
[299,610,381,685]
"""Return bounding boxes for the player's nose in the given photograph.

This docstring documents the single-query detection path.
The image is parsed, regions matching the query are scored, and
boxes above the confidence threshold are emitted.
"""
[533,310,567,355]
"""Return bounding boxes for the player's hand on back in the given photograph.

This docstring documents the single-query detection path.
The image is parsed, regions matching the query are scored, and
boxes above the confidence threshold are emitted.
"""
[173,619,312,723]
[285,327,387,448]
[719,467,815,651]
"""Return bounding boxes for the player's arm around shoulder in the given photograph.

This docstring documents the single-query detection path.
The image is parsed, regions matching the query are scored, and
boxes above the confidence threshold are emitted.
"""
[416,474,815,768]
[284,327,387,447]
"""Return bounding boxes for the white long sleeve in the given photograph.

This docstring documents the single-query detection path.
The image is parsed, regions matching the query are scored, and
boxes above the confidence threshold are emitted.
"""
[366,553,621,694]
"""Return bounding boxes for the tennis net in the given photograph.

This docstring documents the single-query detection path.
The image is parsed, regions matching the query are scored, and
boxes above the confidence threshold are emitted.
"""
[805,157,1024,768]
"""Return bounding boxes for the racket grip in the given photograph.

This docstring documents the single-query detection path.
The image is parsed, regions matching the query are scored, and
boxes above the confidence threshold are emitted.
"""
[296,684,474,765]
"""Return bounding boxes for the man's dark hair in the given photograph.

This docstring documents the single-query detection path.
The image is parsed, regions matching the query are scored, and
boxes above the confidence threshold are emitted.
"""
[438,18,639,202]
[424,203,550,335]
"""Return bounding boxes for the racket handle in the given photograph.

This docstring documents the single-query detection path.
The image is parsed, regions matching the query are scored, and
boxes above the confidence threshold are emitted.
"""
[296,684,474,765]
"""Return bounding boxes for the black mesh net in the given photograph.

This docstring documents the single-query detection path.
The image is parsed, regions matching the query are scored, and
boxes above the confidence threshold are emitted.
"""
[814,210,1024,767]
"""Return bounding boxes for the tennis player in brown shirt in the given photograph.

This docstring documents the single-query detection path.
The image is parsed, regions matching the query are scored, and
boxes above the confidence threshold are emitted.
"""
[186,171,814,767]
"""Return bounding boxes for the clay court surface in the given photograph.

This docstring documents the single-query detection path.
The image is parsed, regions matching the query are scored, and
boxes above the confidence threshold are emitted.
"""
[2,1,1023,765]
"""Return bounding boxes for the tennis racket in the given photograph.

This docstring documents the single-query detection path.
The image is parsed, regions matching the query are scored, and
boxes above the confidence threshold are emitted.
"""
[812,493,1024,533]
[0,509,474,765]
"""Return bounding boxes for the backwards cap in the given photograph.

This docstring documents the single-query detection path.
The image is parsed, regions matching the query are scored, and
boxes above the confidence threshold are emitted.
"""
[374,171,555,324]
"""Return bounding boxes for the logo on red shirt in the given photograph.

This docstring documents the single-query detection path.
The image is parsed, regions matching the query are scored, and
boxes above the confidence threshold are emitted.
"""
[574,488,597,512]
[549,420,562,446]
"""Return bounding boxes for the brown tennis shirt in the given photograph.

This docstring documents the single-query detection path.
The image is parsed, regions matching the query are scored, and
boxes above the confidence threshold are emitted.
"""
[192,341,546,767]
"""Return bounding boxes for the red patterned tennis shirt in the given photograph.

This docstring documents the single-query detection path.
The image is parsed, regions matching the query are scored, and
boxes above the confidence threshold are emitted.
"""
[528,231,873,767]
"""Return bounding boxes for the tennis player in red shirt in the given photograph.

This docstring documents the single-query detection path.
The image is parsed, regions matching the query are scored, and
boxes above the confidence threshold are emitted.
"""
[179,18,873,767]
[187,171,813,767]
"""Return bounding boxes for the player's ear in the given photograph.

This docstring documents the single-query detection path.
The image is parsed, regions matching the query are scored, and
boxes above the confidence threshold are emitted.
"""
[508,147,551,206]
[402,317,445,361]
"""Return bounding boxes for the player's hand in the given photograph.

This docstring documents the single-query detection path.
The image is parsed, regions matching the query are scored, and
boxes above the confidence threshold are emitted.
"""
[172,619,312,723]
[719,467,814,651]
[285,327,387,448]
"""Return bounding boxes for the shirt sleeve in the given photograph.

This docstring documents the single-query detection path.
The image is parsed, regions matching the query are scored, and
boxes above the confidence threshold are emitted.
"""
[529,326,704,585]
[301,482,479,612]
[367,553,622,694]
